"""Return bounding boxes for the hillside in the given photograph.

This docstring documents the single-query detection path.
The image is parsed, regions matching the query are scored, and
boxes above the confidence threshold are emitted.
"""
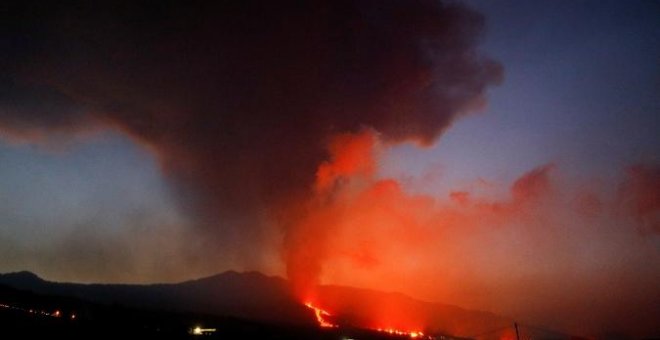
[0,271,512,337]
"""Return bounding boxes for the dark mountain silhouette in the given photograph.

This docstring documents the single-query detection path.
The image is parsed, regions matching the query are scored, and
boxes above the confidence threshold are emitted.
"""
[0,271,512,337]
[0,270,310,326]
[0,282,362,339]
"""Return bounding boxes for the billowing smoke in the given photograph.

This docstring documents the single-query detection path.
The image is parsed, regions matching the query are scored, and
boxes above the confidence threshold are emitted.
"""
[1,0,500,273]
[285,132,660,336]
[618,164,660,233]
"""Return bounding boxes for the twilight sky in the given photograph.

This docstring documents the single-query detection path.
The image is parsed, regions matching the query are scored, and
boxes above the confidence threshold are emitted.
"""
[1,0,658,337]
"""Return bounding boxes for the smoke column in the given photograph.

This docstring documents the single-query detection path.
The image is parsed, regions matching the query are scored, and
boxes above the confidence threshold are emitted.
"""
[1,0,501,275]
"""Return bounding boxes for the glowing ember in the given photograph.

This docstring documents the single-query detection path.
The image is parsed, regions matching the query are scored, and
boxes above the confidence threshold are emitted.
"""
[304,302,338,328]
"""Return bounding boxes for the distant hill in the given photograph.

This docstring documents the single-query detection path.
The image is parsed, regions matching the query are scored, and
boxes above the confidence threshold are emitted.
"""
[0,270,309,326]
[0,270,512,337]
[0,282,362,340]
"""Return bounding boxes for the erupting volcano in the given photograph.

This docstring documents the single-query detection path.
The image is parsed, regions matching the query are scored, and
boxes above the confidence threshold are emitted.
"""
[1,0,659,338]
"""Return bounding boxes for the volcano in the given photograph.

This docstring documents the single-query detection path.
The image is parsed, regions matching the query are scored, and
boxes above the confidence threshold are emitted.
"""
[0,270,512,338]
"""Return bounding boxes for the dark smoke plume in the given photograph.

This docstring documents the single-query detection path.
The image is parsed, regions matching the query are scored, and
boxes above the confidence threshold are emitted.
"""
[1,0,501,268]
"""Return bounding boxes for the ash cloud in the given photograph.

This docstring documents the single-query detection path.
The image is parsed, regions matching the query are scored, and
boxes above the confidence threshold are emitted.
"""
[1,1,501,256]
[287,133,660,336]
[618,164,660,233]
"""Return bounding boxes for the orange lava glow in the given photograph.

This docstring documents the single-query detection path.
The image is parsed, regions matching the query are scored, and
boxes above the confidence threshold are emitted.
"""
[304,302,338,328]
[375,327,429,339]
[303,301,429,338]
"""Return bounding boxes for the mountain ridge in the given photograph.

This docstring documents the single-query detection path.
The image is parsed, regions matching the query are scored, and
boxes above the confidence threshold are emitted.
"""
[0,270,512,336]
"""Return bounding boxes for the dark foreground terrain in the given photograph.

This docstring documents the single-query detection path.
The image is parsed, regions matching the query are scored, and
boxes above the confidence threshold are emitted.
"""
[0,271,584,339]
[0,283,436,340]
[0,271,508,337]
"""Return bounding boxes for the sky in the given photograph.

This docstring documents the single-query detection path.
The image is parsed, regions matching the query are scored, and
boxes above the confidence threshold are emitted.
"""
[1,0,658,337]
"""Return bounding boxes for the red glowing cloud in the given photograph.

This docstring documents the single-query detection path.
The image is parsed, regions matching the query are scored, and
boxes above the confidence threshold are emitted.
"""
[283,131,659,337]
[618,164,660,233]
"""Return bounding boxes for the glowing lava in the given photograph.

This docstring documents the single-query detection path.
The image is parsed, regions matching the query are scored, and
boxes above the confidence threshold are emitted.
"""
[376,328,427,338]
[304,302,429,338]
[304,302,338,328]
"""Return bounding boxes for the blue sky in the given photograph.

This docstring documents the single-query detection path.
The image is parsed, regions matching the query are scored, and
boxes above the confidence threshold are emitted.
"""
[382,0,659,196]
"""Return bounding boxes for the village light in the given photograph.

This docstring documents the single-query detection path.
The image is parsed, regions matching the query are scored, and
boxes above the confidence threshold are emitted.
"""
[190,325,217,335]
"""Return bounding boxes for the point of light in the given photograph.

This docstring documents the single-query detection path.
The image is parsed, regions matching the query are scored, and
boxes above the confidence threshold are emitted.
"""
[190,326,216,335]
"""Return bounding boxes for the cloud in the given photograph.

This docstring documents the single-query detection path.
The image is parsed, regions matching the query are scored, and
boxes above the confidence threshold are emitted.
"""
[283,132,659,336]
[1,0,501,262]
[618,164,660,233]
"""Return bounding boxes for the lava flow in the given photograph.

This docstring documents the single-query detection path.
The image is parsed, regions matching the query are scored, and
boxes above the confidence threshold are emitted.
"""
[375,327,427,339]
[304,302,338,328]
[304,302,431,338]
